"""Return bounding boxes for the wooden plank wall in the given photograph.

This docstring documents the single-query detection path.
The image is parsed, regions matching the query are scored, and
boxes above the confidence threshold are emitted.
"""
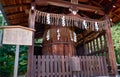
[33,55,108,77]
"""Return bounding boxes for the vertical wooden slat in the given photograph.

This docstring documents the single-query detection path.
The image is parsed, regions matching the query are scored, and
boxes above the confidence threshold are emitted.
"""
[93,40,96,52]
[96,38,99,51]
[41,56,45,77]
[100,56,105,75]
[87,43,90,54]
[79,56,82,77]
[82,56,86,77]
[46,55,50,77]
[87,56,90,77]
[38,56,42,77]
[54,55,58,77]
[98,56,102,75]
[65,56,69,77]
[58,56,62,77]
[50,56,54,77]
[91,56,94,77]
[69,56,72,77]
[102,57,108,76]
[61,56,65,77]
[32,56,35,77]
[90,41,93,53]
[85,56,89,77]
[100,35,103,50]
[95,56,99,76]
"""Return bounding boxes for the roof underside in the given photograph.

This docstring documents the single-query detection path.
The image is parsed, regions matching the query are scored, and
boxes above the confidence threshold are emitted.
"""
[0,0,120,38]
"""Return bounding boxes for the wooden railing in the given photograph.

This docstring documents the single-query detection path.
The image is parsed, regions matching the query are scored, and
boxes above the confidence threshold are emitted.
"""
[32,55,108,77]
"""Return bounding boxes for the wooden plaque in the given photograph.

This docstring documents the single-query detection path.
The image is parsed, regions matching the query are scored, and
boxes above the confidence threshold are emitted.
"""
[1,26,34,45]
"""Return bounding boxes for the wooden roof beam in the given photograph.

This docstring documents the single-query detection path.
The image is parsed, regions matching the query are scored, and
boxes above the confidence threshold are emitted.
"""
[104,0,118,14]
[35,0,105,15]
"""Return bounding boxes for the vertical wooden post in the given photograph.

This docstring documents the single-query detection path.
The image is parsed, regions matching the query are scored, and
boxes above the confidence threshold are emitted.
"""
[13,45,20,77]
[105,22,118,75]
[0,30,2,46]
[27,3,36,77]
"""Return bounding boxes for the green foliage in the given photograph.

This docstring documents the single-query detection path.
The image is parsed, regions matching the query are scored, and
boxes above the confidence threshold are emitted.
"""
[0,15,3,25]
[0,11,28,76]
[111,23,120,64]
[0,45,28,77]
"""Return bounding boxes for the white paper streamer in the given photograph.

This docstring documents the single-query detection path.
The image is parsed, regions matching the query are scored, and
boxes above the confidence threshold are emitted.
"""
[57,29,60,40]
[46,30,50,40]
[70,31,73,41]
[95,22,99,31]
[74,32,77,42]
[62,16,65,27]
[47,14,50,24]
[83,20,87,29]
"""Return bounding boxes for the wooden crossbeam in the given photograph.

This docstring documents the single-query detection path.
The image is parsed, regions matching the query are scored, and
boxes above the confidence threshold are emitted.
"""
[104,0,118,14]
[35,0,105,15]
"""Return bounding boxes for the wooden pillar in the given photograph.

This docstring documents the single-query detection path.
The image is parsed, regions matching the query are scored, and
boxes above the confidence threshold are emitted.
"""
[105,22,118,75]
[27,3,36,77]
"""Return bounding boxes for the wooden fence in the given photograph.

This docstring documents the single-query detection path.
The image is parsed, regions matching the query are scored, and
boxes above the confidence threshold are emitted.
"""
[32,56,108,77]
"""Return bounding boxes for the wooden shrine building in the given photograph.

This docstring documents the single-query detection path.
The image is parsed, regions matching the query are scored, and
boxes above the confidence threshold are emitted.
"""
[1,0,120,77]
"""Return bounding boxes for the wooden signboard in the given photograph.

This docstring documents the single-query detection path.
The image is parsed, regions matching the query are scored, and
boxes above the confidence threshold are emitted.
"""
[0,26,34,45]
[0,25,35,77]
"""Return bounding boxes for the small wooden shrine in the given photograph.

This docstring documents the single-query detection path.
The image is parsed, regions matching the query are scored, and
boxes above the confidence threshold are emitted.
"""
[26,0,118,77]
[1,0,119,77]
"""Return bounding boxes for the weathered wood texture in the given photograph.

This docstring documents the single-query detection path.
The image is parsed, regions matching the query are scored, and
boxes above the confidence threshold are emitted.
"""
[33,55,109,77]
[42,26,75,56]
[27,5,36,77]
[2,26,33,45]
[35,0,104,15]
[105,23,118,75]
